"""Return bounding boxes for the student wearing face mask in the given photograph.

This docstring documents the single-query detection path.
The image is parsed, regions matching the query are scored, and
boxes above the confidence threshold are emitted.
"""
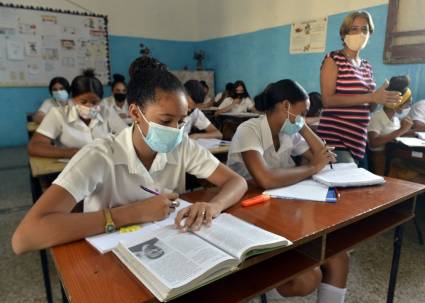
[183,80,222,139]
[368,75,413,175]
[12,58,247,255]
[317,11,401,165]
[103,73,129,121]
[227,79,349,303]
[28,69,127,159]
[33,77,71,124]
[216,80,256,114]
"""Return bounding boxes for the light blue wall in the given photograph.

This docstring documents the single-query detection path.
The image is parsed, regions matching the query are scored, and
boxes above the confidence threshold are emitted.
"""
[0,36,196,147]
[199,4,425,102]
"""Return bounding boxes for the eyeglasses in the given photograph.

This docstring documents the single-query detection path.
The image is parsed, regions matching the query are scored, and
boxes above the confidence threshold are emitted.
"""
[349,25,369,34]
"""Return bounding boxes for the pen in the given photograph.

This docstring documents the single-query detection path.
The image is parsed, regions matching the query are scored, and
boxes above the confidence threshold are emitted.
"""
[140,186,179,208]
[323,139,334,169]
[241,194,271,207]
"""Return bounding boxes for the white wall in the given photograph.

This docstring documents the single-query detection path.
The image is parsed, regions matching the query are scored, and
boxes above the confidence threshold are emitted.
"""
[4,0,388,41]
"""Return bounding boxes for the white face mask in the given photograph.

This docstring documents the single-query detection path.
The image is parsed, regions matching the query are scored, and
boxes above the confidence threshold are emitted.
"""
[75,104,100,120]
[344,33,369,51]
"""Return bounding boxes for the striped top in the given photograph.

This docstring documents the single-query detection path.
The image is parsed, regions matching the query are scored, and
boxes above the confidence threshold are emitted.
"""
[317,51,376,160]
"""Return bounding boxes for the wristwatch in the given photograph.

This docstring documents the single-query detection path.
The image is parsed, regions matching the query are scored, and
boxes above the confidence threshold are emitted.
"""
[103,208,116,233]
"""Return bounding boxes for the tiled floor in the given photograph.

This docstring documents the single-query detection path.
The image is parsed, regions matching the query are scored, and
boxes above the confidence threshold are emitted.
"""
[1,146,424,303]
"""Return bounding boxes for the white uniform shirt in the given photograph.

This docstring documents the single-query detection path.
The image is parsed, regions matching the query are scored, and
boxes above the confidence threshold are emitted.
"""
[103,96,129,117]
[410,100,425,124]
[38,98,67,114]
[218,97,255,113]
[53,126,220,212]
[214,92,223,102]
[368,110,400,151]
[227,115,309,179]
[182,108,211,134]
[36,103,127,148]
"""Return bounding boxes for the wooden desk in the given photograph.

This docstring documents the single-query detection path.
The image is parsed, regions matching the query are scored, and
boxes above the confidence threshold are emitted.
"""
[29,156,67,178]
[384,141,425,176]
[51,178,424,303]
[215,113,261,140]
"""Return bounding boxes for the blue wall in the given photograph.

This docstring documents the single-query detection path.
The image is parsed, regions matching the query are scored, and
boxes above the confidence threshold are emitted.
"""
[0,36,196,147]
[199,4,425,102]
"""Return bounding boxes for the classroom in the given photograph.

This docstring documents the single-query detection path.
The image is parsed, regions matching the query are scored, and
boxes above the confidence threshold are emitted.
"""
[1,0,425,302]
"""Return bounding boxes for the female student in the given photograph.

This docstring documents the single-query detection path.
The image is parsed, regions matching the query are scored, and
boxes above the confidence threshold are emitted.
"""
[368,75,413,175]
[28,69,127,159]
[103,73,129,120]
[215,80,255,115]
[33,77,71,124]
[227,79,348,303]
[410,99,425,131]
[12,61,247,255]
[317,11,401,164]
[305,91,323,127]
[183,80,222,139]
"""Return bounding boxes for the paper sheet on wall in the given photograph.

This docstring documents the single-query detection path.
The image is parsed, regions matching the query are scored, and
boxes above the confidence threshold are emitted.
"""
[290,17,327,54]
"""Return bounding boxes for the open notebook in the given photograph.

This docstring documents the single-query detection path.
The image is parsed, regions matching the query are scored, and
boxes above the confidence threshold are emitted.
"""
[312,163,385,187]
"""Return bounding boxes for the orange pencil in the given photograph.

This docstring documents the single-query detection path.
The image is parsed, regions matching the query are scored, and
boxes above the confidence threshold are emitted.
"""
[241,194,271,207]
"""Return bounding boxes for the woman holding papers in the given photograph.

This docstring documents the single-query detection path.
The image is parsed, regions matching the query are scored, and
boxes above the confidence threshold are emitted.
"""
[12,57,247,255]
[228,79,349,303]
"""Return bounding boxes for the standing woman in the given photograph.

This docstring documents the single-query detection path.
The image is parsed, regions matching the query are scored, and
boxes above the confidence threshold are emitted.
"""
[317,11,401,163]
[103,73,129,121]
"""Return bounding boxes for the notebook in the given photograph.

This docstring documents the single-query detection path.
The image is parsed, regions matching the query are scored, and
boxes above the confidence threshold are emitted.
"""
[263,179,337,202]
[395,137,425,147]
[196,138,231,149]
[415,132,425,140]
[312,163,385,187]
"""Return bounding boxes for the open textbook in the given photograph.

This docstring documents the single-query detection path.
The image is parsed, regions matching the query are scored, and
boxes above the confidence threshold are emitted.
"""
[113,213,291,302]
[312,163,385,187]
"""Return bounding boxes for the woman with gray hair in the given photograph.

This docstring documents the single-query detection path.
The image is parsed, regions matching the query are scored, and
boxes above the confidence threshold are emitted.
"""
[317,11,401,164]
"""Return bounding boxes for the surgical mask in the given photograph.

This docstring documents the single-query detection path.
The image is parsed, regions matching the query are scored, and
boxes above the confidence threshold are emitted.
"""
[52,90,69,102]
[75,104,100,120]
[136,107,184,153]
[344,33,369,51]
[114,93,127,102]
[281,104,305,135]
[395,107,410,119]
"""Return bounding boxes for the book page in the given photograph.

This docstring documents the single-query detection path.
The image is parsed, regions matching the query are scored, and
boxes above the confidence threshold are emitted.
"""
[195,213,291,260]
[124,226,235,290]
[264,179,329,201]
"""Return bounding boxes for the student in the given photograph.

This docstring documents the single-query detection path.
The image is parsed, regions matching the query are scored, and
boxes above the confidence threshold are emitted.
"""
[103,73,129,121]
[200,80,212,104]
[216,80,255,115]
[183,80,222,139]
[227,79,348,302]
[305,91,323,127]
[215,82,234,106]
[33,77,70,124]
[28,69,127,159]
[12,61,247,255]
[410,99,425,131]
[368,76,413,175]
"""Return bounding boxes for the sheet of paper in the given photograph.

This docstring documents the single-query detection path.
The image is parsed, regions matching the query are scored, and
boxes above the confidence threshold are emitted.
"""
[264,179,329,201]
[396,137,425,147]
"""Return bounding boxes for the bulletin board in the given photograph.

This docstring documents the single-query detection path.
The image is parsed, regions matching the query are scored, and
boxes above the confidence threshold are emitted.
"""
[0,3,111,87]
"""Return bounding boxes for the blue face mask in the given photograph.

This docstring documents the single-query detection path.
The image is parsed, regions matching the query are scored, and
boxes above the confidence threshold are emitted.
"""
[136,107,184,153]
[52,90,69,102]
[280,104,305,135]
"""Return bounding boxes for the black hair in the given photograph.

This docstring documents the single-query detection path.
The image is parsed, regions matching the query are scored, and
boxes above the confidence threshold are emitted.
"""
[128,56,168,80]
[233,80,250,98]
[48,77,70,95]
[127,68,185,108]
[225,82,234,92]
[254,79,308,112]
[70,69,103,99]
[111,73,126,90]
[307,92,323,117]
[388,75,410,94]
[184,80,206,104]
[199,80,209,90]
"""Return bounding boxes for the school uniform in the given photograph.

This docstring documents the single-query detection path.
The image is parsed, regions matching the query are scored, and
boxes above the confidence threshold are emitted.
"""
[103,96,129,117]
[37,98,67,114]
[182,108,211,134]
[53,126,220,212]
[410,100,425,124]
[227,115,309,179]
[218,97,255,113]
[36,103,127,148]
[214,92,223,102]
[367,110,400,175]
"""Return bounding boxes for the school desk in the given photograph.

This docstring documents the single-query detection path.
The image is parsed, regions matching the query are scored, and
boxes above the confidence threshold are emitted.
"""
[215,112,261,140]
[51,177,424,303]
[384,141,425,176]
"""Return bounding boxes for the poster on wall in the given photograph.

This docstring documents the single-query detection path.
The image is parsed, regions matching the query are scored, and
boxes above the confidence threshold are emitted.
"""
[290,17,327,54]
[0,3,110,87]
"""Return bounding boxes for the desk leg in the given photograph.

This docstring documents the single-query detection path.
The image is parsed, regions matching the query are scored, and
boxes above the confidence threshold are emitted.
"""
[29,172,53,303]
[414,218,424,245]
[387,224,404,303]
